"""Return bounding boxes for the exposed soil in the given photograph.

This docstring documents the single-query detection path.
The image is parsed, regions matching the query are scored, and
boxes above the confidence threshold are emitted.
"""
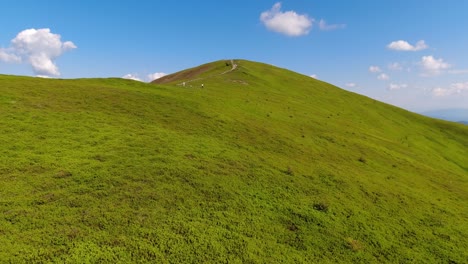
[152,64,215,84]
[152,60,237,85]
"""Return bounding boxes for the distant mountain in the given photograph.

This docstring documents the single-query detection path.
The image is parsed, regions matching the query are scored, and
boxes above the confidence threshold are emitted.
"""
[421,108,468,122]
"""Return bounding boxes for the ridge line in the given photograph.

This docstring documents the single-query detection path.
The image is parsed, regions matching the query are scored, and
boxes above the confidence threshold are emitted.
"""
[178,59,238,87]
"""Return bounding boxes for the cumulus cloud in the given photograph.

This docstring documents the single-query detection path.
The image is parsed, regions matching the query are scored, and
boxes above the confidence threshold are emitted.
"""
[260,2,313,37]
[0,28,76,77]
[388,83,408,90]
[122,74,143,82]
[345,83,357,88]
[420,55,451,76]
[369,66,390,80]
[387,40,428,51]
[123,72,167,82]
[432,82,468,96]
[318,19,346,31]
[147,72,167,81]
[377,73,390,80]
[369,66,381,73]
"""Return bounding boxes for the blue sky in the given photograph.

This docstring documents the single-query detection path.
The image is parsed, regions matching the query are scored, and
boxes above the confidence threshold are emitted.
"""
[1,0,467,112]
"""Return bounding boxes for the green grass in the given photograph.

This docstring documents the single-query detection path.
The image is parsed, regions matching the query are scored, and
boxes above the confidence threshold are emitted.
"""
[0,60,467,263]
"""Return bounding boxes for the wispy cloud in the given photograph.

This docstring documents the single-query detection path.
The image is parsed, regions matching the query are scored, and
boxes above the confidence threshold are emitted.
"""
[387,40,428,51]
[310,74,318,79]
[388,62,403,71]
[388,83,407,91]
[369,66,381,73]
[377,73,390,80]
[345,82,357,88]
[0,28,76,77]
[318,19,346,31]
[260,3,313,37]
[449,69,468,75]
[0,48,21,63]
[432,82,468,97]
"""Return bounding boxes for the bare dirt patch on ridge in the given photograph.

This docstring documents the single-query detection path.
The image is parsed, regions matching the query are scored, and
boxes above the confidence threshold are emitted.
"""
[152,64,215,84]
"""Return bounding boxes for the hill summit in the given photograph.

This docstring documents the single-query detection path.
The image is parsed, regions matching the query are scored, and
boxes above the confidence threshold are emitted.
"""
[0,60,467,262]
[151,60,236,85]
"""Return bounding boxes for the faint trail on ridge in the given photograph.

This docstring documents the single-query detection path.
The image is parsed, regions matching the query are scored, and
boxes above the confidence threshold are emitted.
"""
[178,59,238,86]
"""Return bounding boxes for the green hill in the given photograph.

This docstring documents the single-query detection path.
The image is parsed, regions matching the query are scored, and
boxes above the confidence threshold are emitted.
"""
[1,60,467,263]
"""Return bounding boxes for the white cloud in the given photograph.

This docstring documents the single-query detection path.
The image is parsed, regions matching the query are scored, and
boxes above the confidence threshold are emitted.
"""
[11,28,76,76]
[432,88,449,97]
[452,82,468,90]
[369,66,381,73]
[0,48,21,62]
[420,55,451,76]
[318,19,346,31]
[260,2,313,37]
[388,62,403,71]
[388,83,408,90]
[345,83,357,88]
[0,28,76,77]
[123,72,167,82]
[377,73,390,80]
[122,74,143,82]
[387,40,428,51]
[147,72,167,81]
[310,74,318,79]
[432,82,468,97]
[369,66,390,80]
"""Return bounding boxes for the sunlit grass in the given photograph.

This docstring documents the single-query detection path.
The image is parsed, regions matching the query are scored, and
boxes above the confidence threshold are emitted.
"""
[0,60,467,263]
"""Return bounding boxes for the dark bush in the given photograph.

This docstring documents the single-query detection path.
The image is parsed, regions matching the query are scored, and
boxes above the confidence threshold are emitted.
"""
[313,202,329,212]
[285,166,294,176]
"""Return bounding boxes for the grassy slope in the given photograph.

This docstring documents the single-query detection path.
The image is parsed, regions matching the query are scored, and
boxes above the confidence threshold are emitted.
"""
[0,60,467,263]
